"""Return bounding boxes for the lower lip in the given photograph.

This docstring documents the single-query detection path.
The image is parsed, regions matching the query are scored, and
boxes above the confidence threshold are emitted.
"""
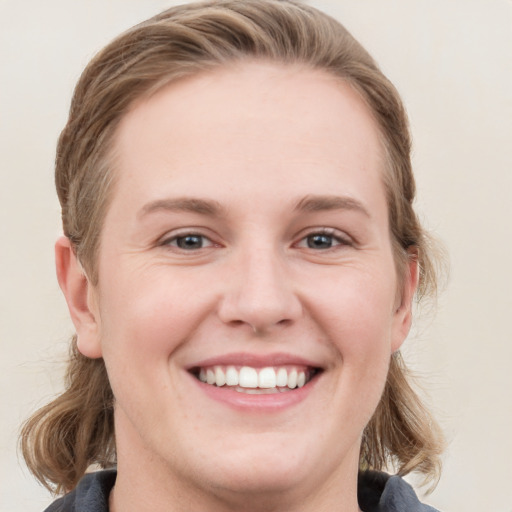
[190,373,318,411]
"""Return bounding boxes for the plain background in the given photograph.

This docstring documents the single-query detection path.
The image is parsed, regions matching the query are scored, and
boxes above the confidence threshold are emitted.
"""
[1,1,511,510]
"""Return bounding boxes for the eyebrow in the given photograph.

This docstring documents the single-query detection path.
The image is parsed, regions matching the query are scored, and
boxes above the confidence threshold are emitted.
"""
[294,194,371,217]
[139,197,225,218]
[139,194,370,219]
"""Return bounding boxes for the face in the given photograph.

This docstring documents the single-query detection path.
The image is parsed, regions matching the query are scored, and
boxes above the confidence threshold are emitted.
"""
[67,62,416,505]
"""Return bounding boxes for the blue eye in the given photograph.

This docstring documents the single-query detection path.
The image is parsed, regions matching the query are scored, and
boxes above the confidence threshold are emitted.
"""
[306,233,336,249]
[296,230,349,251]
[165,234,213,250]
[176,235,204,249]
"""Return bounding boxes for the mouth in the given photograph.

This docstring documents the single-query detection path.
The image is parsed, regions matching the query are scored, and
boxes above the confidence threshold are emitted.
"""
[190,365,321,394]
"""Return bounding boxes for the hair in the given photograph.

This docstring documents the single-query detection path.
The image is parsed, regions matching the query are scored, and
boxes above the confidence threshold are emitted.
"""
[21,0,444,494]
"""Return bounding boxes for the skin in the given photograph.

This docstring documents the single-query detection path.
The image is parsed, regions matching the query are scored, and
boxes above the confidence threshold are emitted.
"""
[56,62,417,512]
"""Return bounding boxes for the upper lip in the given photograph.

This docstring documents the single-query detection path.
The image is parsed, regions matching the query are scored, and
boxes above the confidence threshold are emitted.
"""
[186,352,323,370]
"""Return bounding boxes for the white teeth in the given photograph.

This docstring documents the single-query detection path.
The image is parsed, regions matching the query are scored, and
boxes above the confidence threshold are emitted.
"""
[240,388,267,394]
[239,367,258,388]
[288,369,298,389]
[225,366,239,386]
[206,369,216,385]
[215,366,226,387]
[276,368,288,387]
[197,365,314,390]
[258,367,277,388]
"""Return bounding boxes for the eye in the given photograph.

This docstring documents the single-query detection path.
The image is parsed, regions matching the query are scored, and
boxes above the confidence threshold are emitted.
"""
[296,229,350,250]
[306,233,336,249]
[163,233,214,250]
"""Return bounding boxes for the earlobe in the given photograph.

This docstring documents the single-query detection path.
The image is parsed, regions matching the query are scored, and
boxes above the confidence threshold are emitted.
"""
[391,253,419,353]
[55,236,103,358]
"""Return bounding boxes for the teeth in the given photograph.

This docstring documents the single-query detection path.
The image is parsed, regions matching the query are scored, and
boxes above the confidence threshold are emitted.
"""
[258,367,277,388]
[206,369,216,385]
[288,369,298,389]
[239,367,258,388]
[225,366,239,386]
[196,365,312,391]
[215,366,226,387]
[276,368,288,387]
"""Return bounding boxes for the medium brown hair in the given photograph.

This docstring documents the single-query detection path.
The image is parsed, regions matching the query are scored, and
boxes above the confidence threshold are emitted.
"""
[21,0,444,494]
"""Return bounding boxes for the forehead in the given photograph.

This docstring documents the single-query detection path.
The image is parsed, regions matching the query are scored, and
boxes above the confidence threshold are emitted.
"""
[110,61,385,211]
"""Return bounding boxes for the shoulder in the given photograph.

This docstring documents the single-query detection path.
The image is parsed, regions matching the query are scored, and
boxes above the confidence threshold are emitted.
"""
[43,470,116,512]
[358,470,441,512]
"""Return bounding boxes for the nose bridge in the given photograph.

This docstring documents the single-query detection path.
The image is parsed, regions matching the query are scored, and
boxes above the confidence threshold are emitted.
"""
[219,242,301,332]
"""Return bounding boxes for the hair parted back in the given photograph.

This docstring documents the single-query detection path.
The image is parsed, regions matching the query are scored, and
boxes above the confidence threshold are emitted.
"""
[21,0,444,494]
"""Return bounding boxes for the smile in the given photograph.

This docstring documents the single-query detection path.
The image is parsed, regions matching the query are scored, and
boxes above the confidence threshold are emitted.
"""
[192,365,318,394]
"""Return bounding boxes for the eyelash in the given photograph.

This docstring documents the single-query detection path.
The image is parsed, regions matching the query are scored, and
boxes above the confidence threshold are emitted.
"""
[160,227,352,253]
[295,228,352,251]
[160,232,215,251]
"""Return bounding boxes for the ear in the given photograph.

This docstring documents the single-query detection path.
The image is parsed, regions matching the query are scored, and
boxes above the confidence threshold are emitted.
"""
[55,236,103,358]
[391,252,419,352]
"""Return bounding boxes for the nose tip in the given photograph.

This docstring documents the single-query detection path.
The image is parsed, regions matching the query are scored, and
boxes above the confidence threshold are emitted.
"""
[217,255,302,334]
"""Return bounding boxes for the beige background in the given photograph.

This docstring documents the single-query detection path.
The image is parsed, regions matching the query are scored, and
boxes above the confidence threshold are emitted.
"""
[1,1,511,510]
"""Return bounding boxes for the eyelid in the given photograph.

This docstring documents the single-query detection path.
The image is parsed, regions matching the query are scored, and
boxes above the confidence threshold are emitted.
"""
[294,227,353,249]
[158,228,219,250]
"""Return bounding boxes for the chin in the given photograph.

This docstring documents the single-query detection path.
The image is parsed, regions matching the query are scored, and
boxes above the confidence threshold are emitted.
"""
[206,466,304,499]
[196,440,317,497]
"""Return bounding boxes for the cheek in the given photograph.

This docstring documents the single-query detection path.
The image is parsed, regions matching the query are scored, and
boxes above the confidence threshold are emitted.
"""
[308,268,397,348]
[306,268,396,405]
[97,268,212,365]
[96,275,202,418]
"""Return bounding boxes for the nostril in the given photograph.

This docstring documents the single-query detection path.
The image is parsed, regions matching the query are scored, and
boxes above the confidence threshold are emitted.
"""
[252,317,294,335]
[225,317,295,336]
[228,319,247,329]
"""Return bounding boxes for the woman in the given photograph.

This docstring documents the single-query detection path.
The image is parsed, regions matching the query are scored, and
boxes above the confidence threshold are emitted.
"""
[21,1,444,511]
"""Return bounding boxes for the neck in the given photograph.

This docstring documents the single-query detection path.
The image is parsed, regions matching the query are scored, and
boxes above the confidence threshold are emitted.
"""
[111,472,362,512]
[111,456,362,512]
[110,412,362,512]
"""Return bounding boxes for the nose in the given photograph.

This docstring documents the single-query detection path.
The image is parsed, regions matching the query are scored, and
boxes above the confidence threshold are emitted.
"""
[217,250,303,334]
